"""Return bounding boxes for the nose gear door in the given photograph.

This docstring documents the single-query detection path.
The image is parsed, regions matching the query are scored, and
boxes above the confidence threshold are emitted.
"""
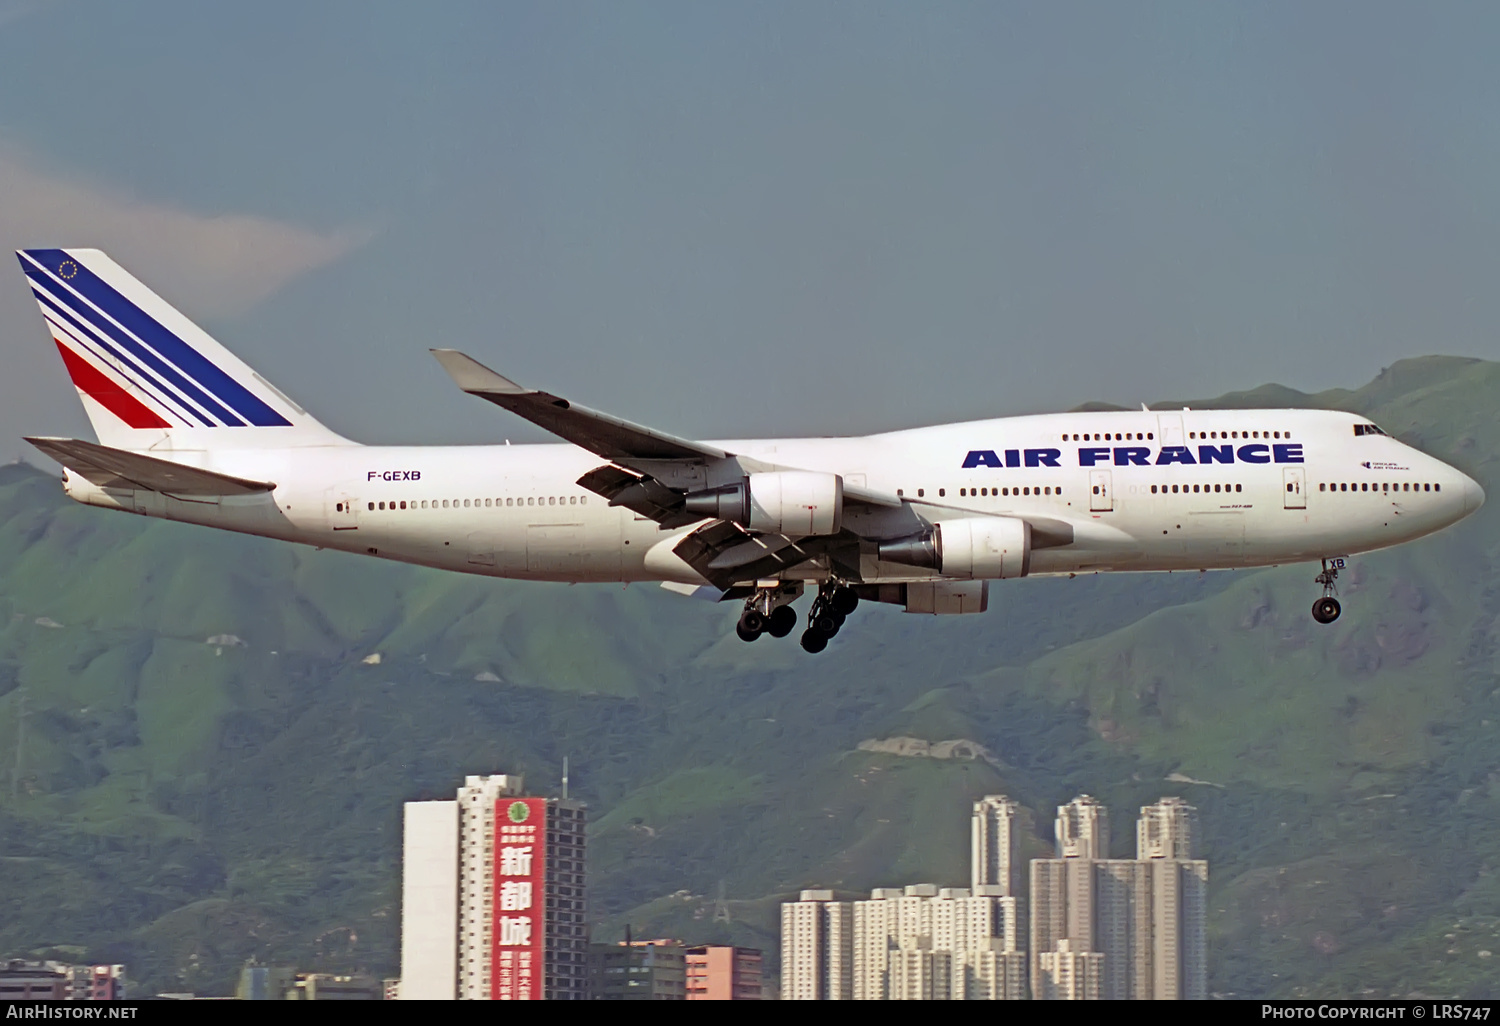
[1283,468,1306,509]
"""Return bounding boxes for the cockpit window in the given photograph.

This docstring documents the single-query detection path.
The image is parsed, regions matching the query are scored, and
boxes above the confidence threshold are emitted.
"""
[1353,423,1387,436]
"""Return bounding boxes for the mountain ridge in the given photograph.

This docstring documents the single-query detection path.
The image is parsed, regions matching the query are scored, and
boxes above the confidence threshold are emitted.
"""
[0,353,1497,997]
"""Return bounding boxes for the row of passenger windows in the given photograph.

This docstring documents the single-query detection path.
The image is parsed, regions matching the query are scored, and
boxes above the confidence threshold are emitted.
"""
[1150,484,1243,494]
[1064,432,1152,441]
[1058,429,1292,442]
[896,486,1062,499]
[1320,482,1438,493]
[957,486,1059,497]
[366,495,589,511]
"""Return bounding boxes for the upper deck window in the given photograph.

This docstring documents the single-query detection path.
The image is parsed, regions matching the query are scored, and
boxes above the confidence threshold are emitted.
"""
[1353,423,1387,436]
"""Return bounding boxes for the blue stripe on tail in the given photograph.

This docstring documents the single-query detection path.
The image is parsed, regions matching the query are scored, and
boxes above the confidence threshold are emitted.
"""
[23,249,291,427]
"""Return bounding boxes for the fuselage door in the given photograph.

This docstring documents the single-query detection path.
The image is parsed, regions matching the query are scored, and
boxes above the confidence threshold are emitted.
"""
[1283,467,1306,509]
[1157,414,1185,448]
[1089,470,1113,512]
[326,490,359,530]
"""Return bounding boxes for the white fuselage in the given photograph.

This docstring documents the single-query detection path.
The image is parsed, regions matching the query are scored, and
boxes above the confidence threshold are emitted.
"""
[60,408,1482,585]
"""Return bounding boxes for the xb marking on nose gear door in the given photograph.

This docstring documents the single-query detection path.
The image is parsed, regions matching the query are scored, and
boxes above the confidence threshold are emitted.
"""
[1283,467,1306,510]
[1090,470,1113,512]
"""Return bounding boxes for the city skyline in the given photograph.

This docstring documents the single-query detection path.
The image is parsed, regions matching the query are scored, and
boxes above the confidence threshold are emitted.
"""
[782,793,1207,1001]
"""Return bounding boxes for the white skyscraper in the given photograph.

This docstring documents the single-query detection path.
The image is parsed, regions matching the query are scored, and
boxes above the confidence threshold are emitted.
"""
[971,795,1021,896]
[1137,796,1196,861]
[400,774,588,1001]
[781,891,853,1000]
[400,801,460,999]
[1055,795,1109,860]
[1037,939,1102,1000]
[1030,795,1208,1000]
[849,885,1023,1000]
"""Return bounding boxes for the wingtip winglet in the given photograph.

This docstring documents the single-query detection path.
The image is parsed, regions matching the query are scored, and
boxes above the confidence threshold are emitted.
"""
[429,349,529,395]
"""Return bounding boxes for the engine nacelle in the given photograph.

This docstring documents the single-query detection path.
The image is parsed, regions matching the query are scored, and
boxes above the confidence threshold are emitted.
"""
[682,471,843,537]
[878,516,1030,579]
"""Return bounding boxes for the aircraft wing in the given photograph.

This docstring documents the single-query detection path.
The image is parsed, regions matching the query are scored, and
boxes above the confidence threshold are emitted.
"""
[430,349,730,462]
[432,350,903,583]
[25,437,276,496]
[431,347,900,504]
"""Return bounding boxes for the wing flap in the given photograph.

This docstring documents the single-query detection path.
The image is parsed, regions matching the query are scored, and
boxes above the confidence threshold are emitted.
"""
[577,464,681,517]
[670,520,858,590]
[25,437,275,496]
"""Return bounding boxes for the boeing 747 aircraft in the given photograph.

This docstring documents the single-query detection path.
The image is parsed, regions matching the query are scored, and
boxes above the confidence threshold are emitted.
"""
[14,248,1485,652]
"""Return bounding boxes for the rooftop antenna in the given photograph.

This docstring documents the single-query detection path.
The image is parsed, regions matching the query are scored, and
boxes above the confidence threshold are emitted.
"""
[562,755,569,800]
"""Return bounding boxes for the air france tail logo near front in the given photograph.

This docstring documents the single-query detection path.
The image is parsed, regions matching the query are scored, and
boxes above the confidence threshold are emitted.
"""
[962,444,1305,469]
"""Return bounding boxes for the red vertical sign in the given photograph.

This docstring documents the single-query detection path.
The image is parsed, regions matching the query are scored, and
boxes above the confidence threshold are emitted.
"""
[491,797,547,1000]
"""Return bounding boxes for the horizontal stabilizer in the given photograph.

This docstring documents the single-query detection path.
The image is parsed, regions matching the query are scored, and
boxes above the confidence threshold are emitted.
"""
[25,437,276,496]
[430,349,727,462]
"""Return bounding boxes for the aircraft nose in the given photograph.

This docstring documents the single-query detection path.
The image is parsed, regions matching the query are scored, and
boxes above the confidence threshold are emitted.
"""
[1463,473,1486,515]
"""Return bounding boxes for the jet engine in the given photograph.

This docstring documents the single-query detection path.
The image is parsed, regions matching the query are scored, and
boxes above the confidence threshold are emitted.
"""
[682,471,843,537]
[878,516,1030,579]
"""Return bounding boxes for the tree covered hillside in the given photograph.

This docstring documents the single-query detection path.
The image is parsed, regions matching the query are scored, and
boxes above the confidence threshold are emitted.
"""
[0,355,1497,997]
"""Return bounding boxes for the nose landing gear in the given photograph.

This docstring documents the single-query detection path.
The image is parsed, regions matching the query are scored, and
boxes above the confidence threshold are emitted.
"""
[1311,558,1343,624]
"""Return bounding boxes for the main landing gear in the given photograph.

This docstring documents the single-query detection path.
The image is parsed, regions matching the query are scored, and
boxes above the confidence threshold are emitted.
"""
[799,583,859,654]
[733,581,860,653]
[736,584,801,642]
[1311,558,1343,624]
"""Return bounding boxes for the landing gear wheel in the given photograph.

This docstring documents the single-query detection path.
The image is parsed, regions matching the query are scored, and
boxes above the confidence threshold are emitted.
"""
[830,587,859,615]
[740,609,766,634]
[1312,597,1341,624]
[1312,558,1344,625]
[736,621,762,642]
[800,629,829,653]
[767,605,798,638]
[812,611,841,636]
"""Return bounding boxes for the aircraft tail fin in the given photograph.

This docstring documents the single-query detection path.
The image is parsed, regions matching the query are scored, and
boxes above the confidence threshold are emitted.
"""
[17,248,350,450]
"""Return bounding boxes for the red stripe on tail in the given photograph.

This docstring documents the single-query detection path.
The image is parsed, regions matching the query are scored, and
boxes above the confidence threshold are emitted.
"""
[54,340,171,429]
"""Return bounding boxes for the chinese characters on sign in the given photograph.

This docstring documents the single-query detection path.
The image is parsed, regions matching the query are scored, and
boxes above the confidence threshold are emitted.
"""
[492,798,546,1000]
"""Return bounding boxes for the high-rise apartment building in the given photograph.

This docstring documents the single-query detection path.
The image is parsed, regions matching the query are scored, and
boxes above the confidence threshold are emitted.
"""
[888,939,950,1001]
[1030,796,1207,1000]
[685,946,762,1000]
[960,941,1028,1000]
[1037,940,1102,1000]
[1029,856,1096,987]
[850,885,1024,1000]
[1138,796,1195,860]
[780,890,853,1000]
[783,793,1207,1001]
[1055,794,1109,860]
[400,774,588,1000]
[971,795,1020,896]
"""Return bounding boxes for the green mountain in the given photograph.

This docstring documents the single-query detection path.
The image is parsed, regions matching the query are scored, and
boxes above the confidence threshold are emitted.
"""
[1,355,1498,998]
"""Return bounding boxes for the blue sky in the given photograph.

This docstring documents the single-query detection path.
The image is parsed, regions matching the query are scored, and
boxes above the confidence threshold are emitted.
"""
[3,1,1500,457]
